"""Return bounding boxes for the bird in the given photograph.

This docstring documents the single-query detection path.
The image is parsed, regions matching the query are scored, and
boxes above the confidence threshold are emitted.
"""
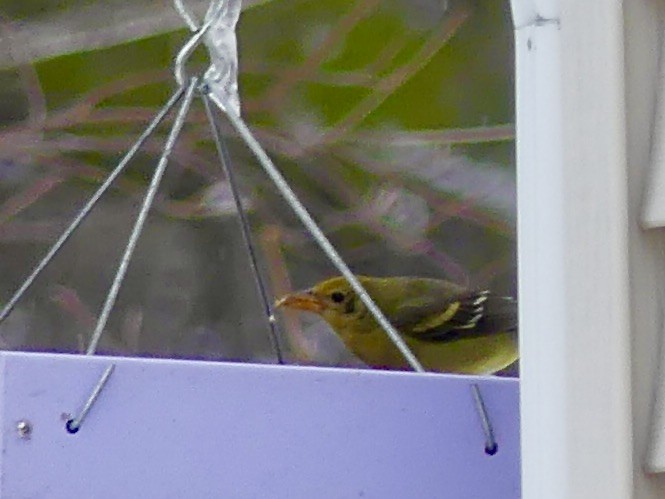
[275,275,518,375]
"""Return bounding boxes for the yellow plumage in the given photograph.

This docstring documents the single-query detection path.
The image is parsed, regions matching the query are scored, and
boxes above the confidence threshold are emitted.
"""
[276,275,518,375]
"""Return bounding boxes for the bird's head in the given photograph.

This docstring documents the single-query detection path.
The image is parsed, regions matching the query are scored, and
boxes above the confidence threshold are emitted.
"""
[275,276,367,333]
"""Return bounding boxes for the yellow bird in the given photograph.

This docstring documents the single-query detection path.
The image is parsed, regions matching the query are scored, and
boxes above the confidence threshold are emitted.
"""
[275,275,518,375]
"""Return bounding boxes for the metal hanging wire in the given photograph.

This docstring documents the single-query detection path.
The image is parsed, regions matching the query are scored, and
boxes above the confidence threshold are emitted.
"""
[0,0,424,371]
[0,0,499,448]
[201,93,284,363]
[206,89,425,372]
[181,1,284,363]
[0,87,186,325]
[86,78,199,355]
[0,0,497,453]
[187,0,426,370]
[170,0,498,455]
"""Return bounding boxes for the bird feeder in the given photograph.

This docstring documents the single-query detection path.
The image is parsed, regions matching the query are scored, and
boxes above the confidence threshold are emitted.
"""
[0,0,520,497]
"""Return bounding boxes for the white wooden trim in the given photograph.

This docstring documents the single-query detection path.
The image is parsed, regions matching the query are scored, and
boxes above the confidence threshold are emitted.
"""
[511,0,558,29]
[512,0,633,497]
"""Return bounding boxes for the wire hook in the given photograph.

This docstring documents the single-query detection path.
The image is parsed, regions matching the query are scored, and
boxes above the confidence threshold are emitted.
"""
[173,0,226,87]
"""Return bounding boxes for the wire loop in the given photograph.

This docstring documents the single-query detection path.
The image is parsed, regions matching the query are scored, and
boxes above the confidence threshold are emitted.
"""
[173,0,226,87]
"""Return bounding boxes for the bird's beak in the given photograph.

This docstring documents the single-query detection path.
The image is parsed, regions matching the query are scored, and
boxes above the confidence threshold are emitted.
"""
[274,289,325,313]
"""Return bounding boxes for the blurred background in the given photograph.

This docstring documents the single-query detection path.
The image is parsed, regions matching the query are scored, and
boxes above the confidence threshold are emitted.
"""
[0,0,516,372]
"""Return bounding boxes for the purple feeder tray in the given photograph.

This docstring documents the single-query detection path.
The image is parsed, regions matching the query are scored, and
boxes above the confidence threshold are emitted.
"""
[0,351,520,498]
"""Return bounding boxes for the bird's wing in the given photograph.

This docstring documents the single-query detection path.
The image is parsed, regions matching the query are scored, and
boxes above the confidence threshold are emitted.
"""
[391,290,517,342]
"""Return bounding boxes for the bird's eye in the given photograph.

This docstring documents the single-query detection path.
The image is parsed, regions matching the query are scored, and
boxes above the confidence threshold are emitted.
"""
[330,291,345,303]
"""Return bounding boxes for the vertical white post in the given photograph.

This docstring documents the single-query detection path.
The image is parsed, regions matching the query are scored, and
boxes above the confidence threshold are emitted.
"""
[513,0,633,497]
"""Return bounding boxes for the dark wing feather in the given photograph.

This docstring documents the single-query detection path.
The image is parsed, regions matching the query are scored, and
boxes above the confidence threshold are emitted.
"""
[393,290,517,342]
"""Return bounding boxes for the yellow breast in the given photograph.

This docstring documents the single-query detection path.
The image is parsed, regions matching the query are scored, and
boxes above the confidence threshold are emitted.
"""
[342,327,518,375]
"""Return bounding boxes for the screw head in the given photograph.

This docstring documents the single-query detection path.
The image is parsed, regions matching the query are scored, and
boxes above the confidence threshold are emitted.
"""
[16,420,32,439]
